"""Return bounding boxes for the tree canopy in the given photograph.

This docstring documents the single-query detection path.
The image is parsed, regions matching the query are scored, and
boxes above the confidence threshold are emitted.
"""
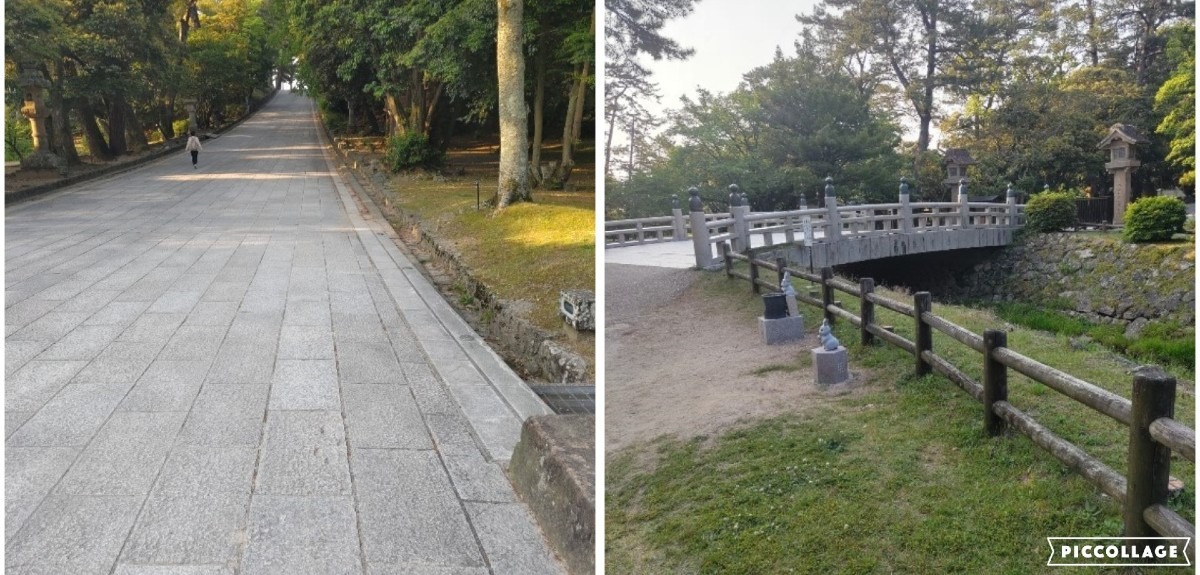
[606,0,1195,218]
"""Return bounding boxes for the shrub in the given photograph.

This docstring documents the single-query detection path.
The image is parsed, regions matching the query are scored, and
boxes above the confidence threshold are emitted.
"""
[172,119,190,138]
[1123,196,1187,242]
[384,132,444,172]
[1023,191,1077,232]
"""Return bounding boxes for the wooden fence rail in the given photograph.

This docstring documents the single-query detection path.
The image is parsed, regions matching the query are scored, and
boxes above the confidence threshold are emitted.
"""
[721,244,1195,554]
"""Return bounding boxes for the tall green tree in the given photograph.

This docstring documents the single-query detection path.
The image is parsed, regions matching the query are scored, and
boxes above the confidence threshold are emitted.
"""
[495,0,529,209]
[1153,22,1194,187]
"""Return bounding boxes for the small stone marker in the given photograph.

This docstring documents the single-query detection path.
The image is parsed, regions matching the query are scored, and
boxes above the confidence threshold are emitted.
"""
[760,275,804,344]
[559,289,594,331]
[813,319,850,384]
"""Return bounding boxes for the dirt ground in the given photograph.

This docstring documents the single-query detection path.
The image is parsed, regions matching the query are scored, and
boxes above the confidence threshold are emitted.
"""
[605,263,868,452]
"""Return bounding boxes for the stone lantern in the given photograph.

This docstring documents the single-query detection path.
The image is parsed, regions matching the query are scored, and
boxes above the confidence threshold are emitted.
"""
[17,61,61,170]
[1097,123,1149,225]
[943,149,976,201]
[182,98,199,134]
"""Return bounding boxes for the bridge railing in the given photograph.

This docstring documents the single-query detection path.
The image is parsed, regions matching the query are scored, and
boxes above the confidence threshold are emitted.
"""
[720,247,1195,556]
[607,179,1027,267]
[604,210,733,248]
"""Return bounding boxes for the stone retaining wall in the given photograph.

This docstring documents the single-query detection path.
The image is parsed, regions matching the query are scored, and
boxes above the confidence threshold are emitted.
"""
[330,150,592,385]
[950,233,1194,337]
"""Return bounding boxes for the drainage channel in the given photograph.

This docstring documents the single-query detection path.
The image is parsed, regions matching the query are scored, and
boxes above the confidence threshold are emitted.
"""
[529,385,596,414]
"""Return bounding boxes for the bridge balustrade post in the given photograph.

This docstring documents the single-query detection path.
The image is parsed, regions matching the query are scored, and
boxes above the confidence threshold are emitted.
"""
[958,179,971,228]
[1124,367,1176,540]
[1006,183,1019,227]
[729,184,750,252]
[671,194,687,241]
[824,177,841,244]
[899,178,913,234]
[688,187,714,268]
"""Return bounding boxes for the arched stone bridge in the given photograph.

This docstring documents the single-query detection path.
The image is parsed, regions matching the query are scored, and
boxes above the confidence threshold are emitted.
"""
[606,182,1025,269]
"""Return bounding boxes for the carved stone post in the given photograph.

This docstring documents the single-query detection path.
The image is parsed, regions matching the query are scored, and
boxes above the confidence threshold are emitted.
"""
[688,187,713,268]
[671,194,686,241]
[1006,183,1019,227]
[958,179,971,228]
[899,177,913,234]
[824,177,840,244]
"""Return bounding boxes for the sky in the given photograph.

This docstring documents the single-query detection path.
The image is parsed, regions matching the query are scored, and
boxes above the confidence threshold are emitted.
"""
[641,0,823,117]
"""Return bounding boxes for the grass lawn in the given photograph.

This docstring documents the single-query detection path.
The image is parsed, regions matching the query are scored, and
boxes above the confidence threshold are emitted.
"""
[606,271,1194,574]
[363,138,595,364]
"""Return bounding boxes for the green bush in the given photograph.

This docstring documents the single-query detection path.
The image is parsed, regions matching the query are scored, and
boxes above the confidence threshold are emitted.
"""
[172,119,190,137]
[384,132,444,172]
[1023,191,1077,232]
[1123,196,1187,242]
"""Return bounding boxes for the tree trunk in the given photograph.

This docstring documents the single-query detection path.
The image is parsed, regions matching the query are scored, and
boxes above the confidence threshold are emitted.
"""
[79,105,114,161]
[159,100,176,141]
[123,100,149,152]
[1085,0,1099,66]
[495,0,530,210]
[384,93,406,137]
[50,62,80,165]
[559,9,594,185]
[530,42,547,186]
[107,97,128,156]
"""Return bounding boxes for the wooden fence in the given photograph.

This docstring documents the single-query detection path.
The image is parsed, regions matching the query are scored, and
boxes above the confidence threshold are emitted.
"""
[721,242,1195,557]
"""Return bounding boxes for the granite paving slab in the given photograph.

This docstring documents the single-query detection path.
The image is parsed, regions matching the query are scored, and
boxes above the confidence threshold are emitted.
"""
[5,91,564,575]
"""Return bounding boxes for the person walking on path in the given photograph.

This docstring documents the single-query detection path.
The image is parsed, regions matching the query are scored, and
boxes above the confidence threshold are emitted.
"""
[185,131,202,168]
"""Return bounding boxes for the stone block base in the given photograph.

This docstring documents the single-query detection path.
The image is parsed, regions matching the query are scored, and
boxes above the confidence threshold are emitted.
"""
[508,415,595,575]
[812,346,850,385]
[760,315,804,345]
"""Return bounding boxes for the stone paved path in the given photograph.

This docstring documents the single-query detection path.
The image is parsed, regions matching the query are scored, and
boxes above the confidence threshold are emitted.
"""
[5,92,562,575]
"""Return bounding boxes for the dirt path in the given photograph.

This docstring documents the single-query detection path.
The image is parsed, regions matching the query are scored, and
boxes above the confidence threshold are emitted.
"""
[605,263,865,452]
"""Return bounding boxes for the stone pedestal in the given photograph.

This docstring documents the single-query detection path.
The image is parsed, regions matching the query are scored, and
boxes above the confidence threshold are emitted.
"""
[760,315,804,345]
[812,346,850,385]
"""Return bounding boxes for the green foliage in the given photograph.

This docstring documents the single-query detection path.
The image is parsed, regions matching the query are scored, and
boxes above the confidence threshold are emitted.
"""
[383,132,444,172]
[1023,191,1077,232]
[1123,196,1188,242]
[5,109,33,161]
[1154,23,1195,188]
[995,303,1193,368]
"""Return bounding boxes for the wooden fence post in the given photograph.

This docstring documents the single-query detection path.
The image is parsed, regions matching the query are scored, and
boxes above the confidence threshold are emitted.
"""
[720,241,733,278]
[983,329,1008,436]
[914,292,932,376]
[859,278,875,346]
[776,257,788,289]
[749,255,760,295]
[821,267,835,325]
[1124,367,1176,539]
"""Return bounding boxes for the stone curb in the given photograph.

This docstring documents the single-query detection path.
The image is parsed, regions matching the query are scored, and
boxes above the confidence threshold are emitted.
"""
[328,143,593,385]
[5,90,278,206]
[508,414,595,575]
[311,102,553,463]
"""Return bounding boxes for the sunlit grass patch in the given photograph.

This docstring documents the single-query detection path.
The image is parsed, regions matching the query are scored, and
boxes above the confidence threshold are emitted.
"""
[382,144,595,362]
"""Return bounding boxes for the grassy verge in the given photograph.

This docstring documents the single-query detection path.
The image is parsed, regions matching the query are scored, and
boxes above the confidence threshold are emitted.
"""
[607,271,1194,574]
[352,138,595,364]
[992,302,1193,369]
